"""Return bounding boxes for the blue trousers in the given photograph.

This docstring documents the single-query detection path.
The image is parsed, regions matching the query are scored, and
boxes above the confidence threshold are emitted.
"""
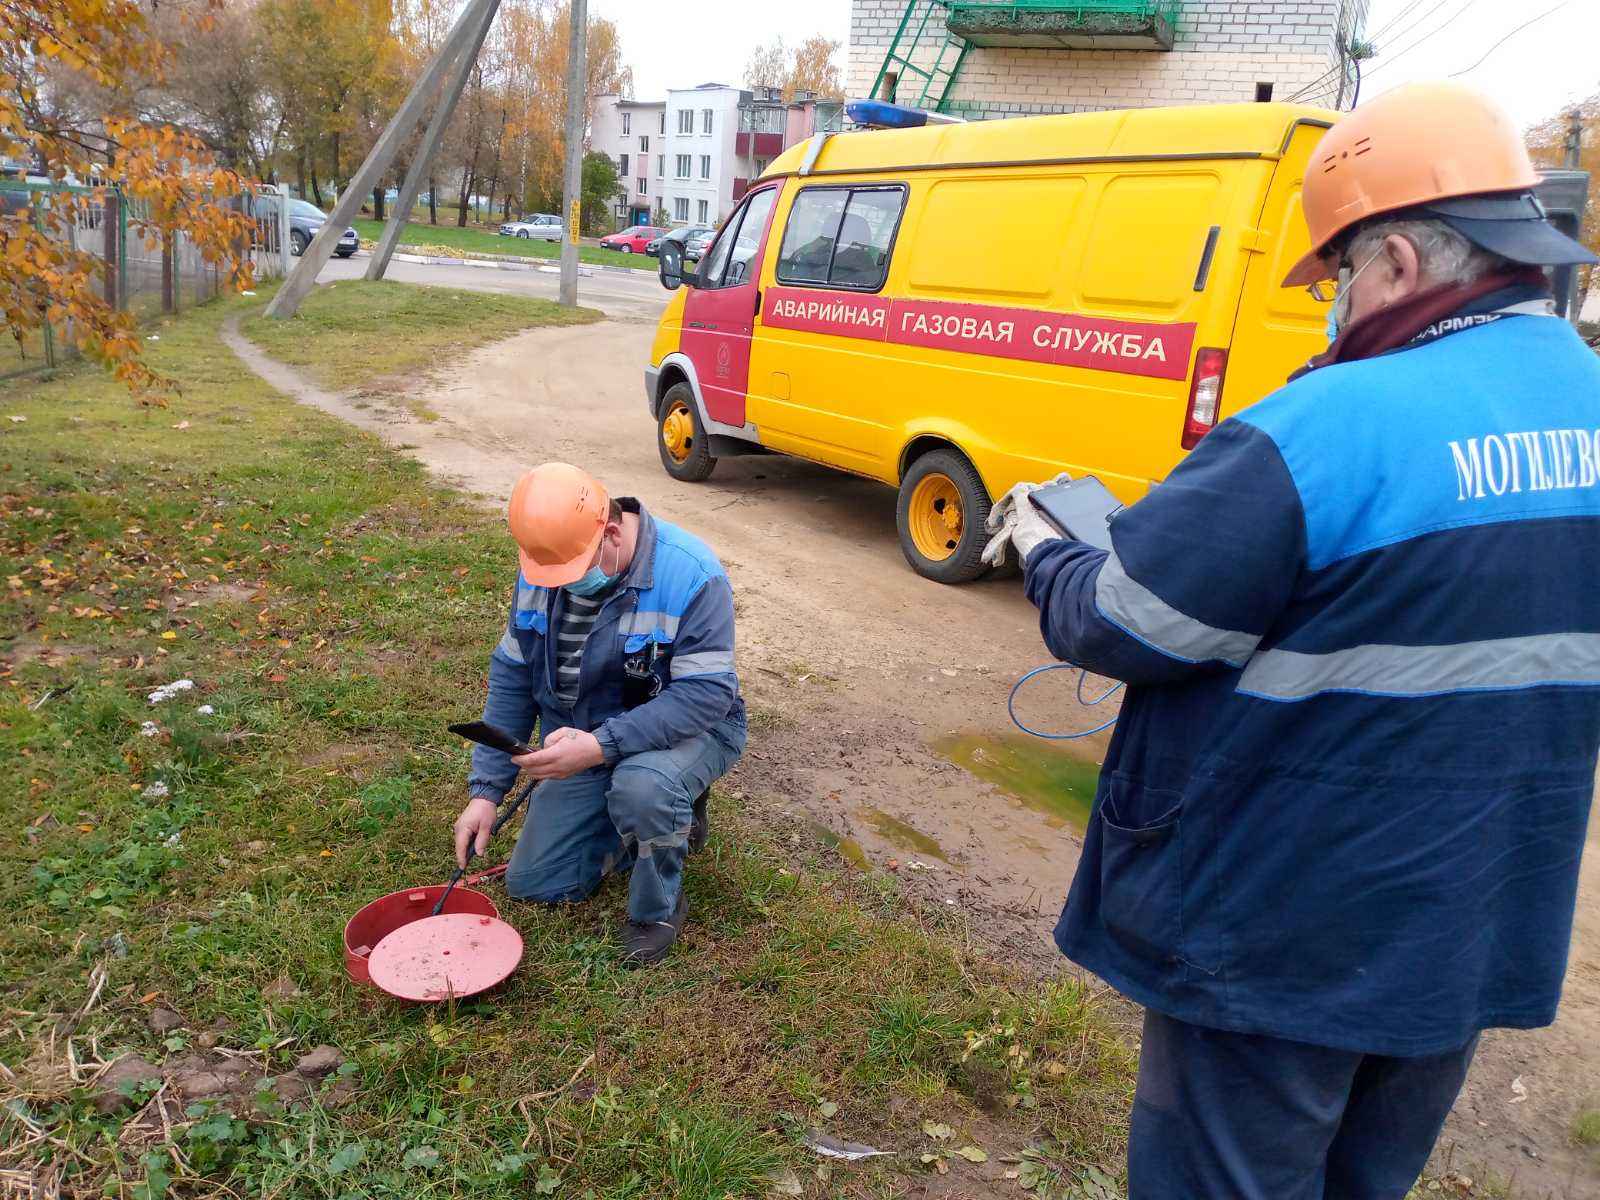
[1129,1009,1478,1200]
[504,717,744,923]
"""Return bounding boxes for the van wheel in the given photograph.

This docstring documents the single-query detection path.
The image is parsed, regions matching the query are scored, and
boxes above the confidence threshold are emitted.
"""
[897,449,992,583]
[658,383,716,482]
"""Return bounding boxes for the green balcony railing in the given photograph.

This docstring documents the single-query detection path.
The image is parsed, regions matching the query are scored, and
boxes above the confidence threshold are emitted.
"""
[944,0,1182,51]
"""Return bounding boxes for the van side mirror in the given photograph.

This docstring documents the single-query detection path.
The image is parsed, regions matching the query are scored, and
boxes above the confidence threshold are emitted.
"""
[659,241,690,291]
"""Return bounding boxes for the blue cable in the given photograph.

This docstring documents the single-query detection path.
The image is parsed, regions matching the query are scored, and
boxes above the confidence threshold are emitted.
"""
[1008,663,1124,740]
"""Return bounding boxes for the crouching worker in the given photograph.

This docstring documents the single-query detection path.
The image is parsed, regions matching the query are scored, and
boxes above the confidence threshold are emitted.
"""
[988,83,1600,1198]
[452,463,746,966]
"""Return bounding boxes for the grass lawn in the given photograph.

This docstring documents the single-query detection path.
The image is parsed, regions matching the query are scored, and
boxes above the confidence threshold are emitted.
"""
[239,279,600,392]
[1,289,1136,1199]
[350,218,648,272]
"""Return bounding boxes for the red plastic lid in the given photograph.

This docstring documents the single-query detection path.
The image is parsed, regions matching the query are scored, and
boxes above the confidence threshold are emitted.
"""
[367,913,524,1002]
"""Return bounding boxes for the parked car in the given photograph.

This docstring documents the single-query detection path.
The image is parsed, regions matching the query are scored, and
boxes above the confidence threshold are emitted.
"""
[646,225,715,261]
[599,225,665,254]
[499,213,563,241]
[254,195,360,258]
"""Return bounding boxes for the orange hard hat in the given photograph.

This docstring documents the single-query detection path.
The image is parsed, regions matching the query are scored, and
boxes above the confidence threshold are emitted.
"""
[507,464,610,587]
[1283,82,1544,286]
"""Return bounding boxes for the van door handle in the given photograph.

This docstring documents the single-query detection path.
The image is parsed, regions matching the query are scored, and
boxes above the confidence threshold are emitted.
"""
[753,288,762,316]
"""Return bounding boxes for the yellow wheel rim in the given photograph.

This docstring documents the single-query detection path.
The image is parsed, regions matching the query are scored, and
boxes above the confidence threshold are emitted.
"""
[908,472,964,562]
[661,400,694,463]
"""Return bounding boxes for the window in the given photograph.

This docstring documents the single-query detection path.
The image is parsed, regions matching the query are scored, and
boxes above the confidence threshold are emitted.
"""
[636,177,647,197]
[697,199,709,223]
[678,109,693,134]
[701,109,713,134]
[699,155,711,180]
[675,154,691,179]
[699,187,777,290]
[619,153,629,177]
[621,112,631,136]
[775,185,906,292]
[658,111,666,134]
[656,154,664,178]
[639,135,648,153]
[674,197,689,222]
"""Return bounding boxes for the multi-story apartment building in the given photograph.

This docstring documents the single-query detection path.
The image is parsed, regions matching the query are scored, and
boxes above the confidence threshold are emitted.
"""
[848,0,1370,120]
[589,96,667,227]
[592,85,846,230]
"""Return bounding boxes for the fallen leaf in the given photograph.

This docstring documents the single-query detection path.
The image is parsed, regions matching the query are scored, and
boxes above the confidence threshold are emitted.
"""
[954,1146,988,1162]
[160,631,177,641]
[319,849,334,858]
[77,823,95,833]
[1509,1076,1528,1103]
[922,1121,955,1140]
[139,991,160,1004]
[817,1100,838,1118]
[171,420,190,430]
[6,415,25,423]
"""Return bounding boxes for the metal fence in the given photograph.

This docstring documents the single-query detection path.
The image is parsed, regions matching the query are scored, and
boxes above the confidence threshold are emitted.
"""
[1,180,290,381]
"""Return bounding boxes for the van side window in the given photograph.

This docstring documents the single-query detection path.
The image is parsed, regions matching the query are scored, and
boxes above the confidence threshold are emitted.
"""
[776,185,906,292]
[699,188,777,290]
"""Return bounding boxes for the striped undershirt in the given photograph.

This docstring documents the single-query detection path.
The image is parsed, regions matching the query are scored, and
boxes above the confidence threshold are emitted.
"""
[554,588,608,706]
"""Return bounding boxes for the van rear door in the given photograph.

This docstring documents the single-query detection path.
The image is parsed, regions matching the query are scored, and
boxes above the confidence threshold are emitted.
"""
[1225,120,1335,410]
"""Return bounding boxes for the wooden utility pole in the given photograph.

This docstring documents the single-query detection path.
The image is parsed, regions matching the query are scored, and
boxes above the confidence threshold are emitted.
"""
[1566,108,1584,169]
[266,0,500,319]
[559,0,587,307]
[368,0,500,281]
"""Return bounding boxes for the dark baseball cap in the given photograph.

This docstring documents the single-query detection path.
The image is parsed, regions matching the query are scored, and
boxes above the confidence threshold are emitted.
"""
[1414,191,1597,268]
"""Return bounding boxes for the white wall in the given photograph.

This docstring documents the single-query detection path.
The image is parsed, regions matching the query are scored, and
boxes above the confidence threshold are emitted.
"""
[661,86,745,227]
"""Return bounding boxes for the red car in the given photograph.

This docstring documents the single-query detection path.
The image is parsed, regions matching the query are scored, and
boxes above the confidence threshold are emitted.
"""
[600,225,664,255]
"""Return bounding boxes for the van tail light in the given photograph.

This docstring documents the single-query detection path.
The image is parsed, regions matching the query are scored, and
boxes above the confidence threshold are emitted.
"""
[1182,347,1228,449]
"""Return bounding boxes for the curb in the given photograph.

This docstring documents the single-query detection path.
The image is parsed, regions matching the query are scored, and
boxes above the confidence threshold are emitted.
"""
[385,243,658,279]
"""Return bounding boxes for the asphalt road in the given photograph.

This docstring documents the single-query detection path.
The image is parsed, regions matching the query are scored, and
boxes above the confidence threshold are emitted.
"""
[316,249,671,322]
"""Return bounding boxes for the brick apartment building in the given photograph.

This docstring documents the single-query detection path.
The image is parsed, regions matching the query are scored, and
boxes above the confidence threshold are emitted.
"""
[848,0,1370,119]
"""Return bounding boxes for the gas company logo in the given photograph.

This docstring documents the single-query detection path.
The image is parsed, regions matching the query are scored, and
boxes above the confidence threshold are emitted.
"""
[714,342,732,378]
[759,286,1194,382]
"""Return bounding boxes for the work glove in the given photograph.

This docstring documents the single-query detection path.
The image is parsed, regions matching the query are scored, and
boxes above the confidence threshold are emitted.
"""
[981,472,1072,568]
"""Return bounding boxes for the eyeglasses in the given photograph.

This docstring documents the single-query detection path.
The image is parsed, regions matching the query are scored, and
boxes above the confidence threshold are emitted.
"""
[1305,258,1352,304]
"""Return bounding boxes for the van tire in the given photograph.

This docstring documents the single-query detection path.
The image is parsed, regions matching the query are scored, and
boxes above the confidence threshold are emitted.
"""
[657,383,716,482]
[897,449,992,584]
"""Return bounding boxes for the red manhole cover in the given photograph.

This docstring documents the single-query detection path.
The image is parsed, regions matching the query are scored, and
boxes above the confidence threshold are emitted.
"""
[367,913,524,1002]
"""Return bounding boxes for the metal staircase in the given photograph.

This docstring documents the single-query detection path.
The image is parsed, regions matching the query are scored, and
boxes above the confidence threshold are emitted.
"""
[868,0,1184,115]
[869,1,972,114]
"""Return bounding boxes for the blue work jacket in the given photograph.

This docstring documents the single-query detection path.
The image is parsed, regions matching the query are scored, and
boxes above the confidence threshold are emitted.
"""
[468,500,744,801]
[1026,290,1600,1055]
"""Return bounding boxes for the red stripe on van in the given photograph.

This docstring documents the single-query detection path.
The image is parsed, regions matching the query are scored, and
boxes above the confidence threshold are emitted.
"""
[761,286,1194,382]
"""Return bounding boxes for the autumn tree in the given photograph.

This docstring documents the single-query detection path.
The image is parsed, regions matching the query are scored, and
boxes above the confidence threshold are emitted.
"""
[2,0,254,396]
[744,34,844,102]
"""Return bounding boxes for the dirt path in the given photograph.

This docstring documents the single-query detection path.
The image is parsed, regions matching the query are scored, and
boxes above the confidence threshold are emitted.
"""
[222,314,1600,1196]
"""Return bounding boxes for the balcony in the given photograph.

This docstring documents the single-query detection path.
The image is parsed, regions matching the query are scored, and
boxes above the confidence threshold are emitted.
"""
[944,0,1181,51]
[735,131,785,157]
[732,177,750,203]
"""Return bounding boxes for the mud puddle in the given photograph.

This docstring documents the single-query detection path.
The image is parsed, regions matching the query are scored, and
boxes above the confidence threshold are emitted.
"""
[935,732,1101,831]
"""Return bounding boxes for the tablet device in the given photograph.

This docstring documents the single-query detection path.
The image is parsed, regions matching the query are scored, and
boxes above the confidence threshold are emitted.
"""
[1027,476,1123,552]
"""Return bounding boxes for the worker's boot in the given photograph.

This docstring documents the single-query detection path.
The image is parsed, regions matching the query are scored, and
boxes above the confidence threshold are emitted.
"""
[621,890,687,968]
[689,788,710,854]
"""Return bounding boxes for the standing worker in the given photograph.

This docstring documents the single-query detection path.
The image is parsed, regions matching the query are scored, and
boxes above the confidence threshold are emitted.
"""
[987,83,1600,1197]
[453,463,746,966]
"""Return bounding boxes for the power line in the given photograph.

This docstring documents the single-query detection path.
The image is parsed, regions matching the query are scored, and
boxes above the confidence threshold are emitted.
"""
[1362,0,1481,79]
[1365,0,1430,42]
[1449,0,1577,78]
[1363,0,1484,79]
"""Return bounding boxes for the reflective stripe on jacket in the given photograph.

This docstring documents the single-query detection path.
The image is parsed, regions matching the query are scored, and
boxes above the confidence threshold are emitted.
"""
[1028,301,1600,1055]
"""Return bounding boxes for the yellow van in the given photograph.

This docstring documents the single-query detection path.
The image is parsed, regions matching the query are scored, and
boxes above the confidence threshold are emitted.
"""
[645,102,1337,582]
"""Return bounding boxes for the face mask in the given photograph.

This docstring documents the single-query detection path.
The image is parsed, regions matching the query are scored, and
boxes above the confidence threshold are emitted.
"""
[1324,248,1384,343]
[566,531,620,597]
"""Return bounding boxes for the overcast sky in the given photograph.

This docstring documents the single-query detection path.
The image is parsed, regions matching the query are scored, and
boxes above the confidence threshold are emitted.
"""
[593,0,1597,130]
